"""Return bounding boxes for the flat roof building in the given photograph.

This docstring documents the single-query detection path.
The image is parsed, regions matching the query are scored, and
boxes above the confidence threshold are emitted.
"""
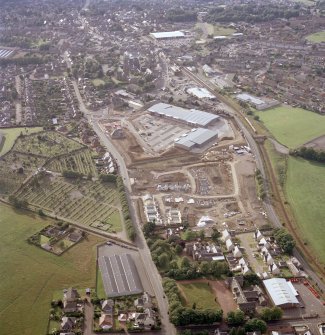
[187,87,215,99]
[174,128,218,150]
[263,278,300,308]
[99,253,143,298]
[150,31,185,39]
[148,102,219,127]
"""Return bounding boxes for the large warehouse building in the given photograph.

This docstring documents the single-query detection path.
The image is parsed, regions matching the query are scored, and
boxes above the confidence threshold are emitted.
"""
[263,278,300,309]
[148,102,220,127]
[150,31,185,40]
[99,253,143,298]
[175,128,218,150]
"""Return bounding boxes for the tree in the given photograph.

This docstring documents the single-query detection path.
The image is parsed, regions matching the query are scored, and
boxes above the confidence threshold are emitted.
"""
[143,221,155,238]
[260,307,283,321]
[200,261,210,275]
[273,228,295,254]
[181,257,191,269]
[158,253,169,268]
[211,228,221,242]
[175,244,183,255]
[244,318,267,333]
[227,310,245,326]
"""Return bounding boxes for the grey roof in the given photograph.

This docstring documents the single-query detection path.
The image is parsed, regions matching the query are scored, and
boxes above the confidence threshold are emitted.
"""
[175,128,218,148]
[263,278,300,306]
[148,103,219,127]
[99,253,143,298]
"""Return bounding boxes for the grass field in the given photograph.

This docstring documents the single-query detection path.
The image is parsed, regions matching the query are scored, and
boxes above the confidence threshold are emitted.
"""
[256,106,325,148]
[195,22,235,37]
[178,282,219,310]
[285,157,325,264]
[92,78,106,87]
[306,31,325,43]
[0,127,43,156]
[0,203,103,335]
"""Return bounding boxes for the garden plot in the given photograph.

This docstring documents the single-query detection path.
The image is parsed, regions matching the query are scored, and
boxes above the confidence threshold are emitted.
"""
[15,175,123,233]
[45,148,98,177]
[14,131,84,157]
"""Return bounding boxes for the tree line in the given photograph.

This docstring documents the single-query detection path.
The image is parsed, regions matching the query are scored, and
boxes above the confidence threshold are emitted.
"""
[290,146,325,163]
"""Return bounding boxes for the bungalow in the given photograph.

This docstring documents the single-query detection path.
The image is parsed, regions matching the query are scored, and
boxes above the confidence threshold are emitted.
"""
[63,288,79,313]
[222,229,231,242]
[233,246,242,258]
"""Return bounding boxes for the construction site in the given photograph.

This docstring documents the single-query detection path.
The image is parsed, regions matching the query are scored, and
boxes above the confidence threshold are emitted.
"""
[98,102,269,233]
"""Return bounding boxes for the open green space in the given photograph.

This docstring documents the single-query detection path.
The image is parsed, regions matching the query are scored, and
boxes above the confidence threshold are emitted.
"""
[0,203,103,335]
[256,105,325,148]
[0,127,43,156]
[195,22,235,37]
[306,31,325,43]
[178,282,219,310]
[92,78,106,87]
[96,266,106,299]
[285,157,325,264]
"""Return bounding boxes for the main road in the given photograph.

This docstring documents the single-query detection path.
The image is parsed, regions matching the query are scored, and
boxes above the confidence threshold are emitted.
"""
[70,79,176,335]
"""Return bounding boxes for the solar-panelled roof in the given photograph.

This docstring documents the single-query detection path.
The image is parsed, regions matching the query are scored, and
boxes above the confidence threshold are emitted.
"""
[148,103,219,127]
[263,278,299,306]
[99,253,143,298]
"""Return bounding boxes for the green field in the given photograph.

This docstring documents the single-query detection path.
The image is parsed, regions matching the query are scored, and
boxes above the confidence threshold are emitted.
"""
[92,78,106,87]
[0,203,103,335]
[285,157,325,264]
[257,106,325,148]
[0,127,43,156]
[195,22,235,37]
[178,282,219,310]
[306,31,325,43]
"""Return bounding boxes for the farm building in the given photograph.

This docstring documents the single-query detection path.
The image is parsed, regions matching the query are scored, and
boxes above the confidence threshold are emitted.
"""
[98,253,143,298]
[150,31,185,40]
[263,278,300,308]
[148,102,220,127]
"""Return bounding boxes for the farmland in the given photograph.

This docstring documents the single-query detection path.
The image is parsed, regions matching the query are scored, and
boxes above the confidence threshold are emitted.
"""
[178,282,220,310]
[0,203,103,335]
[306,31,325,43]
[256,106,325,148]
[0,127,43,156]
[285,157,325,264]
[14,175,123,233]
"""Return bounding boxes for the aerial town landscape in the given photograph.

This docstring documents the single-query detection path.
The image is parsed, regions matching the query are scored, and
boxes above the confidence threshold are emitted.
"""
[0,0,324,334]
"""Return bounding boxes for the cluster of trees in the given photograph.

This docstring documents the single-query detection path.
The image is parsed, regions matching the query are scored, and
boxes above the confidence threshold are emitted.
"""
[291,147,325,163]
[255,169,266,200]
[206,4,300,24]
[62,170,83,179]
[163,278,223,326]
[116,176,136,241]
[273,228,295,254]
[99,173,117,183]
[166,9,197,22]
[147,236,230,279]
[8,195,28,209]
[259,307,283,321]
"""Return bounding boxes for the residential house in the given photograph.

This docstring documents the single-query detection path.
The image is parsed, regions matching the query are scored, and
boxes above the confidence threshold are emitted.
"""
[102,299,114,314]
[61,317,76,331]
[99,314,113,330]
[63,288,79,313]
[134,292,153,309]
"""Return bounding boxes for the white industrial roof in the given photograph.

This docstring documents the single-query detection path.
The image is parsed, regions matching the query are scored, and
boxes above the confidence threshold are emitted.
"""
[263,278,300,306]
[148,102,219,127]
[187,87,215,99]
[236,93,265,106]
[150,31,185,39]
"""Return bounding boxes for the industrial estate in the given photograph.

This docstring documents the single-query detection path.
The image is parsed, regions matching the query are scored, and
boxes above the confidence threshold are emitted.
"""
[0,0,324,335]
